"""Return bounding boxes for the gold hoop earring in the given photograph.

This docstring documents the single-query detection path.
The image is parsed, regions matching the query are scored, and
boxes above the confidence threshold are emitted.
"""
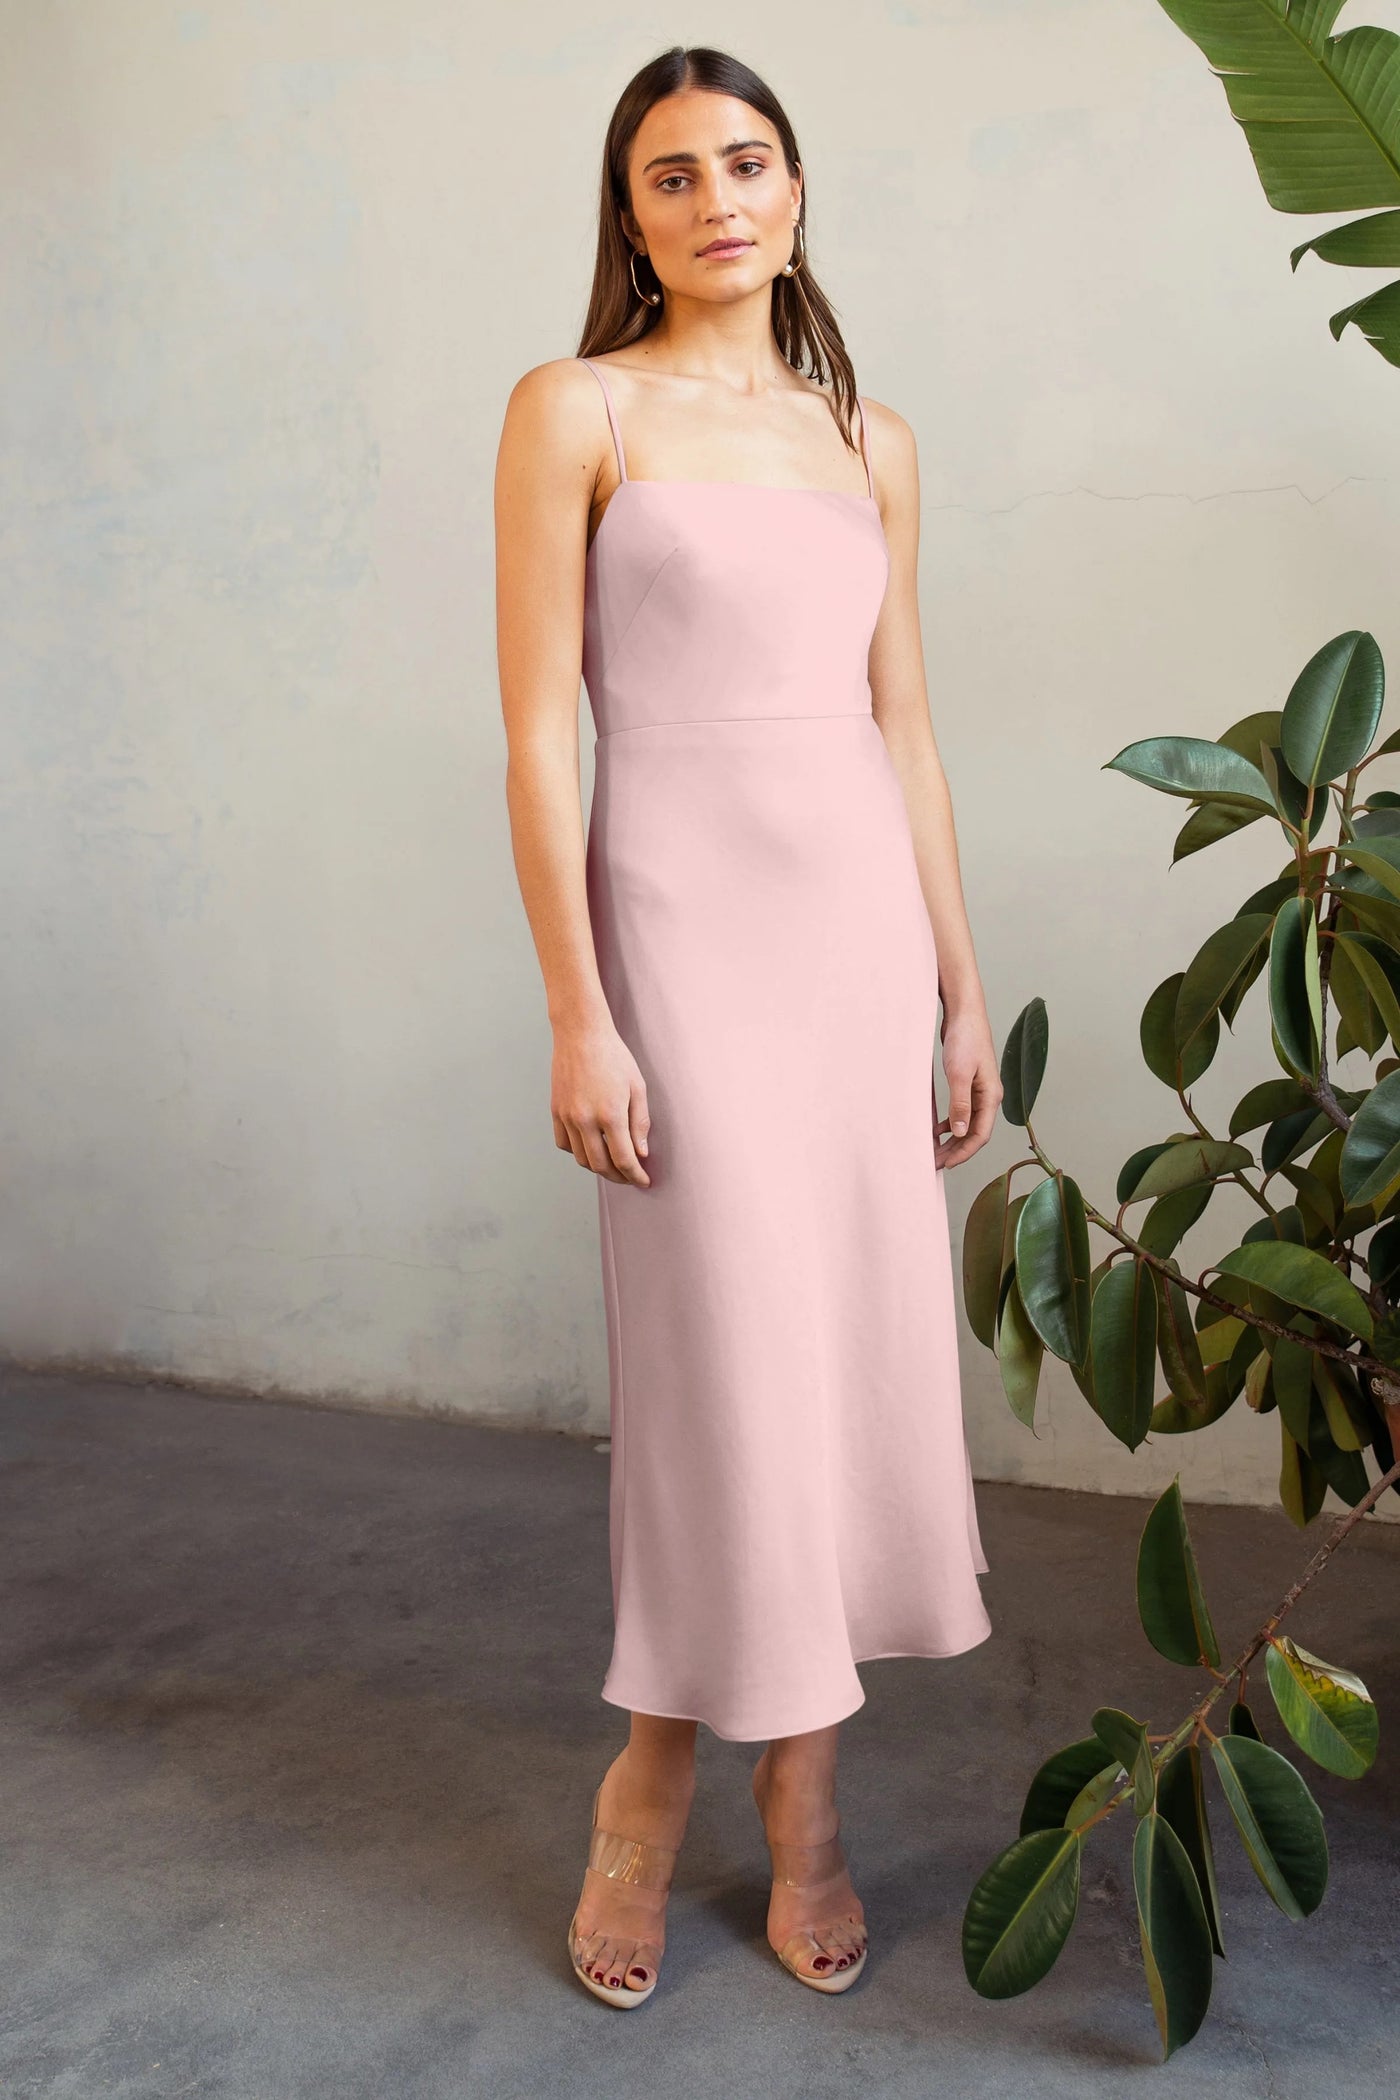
[780,221,805,278]
[629,247,662,307]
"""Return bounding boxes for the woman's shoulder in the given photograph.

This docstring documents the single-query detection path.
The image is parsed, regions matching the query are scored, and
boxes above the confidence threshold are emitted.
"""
[505,355,606,413]
[502,356,616,460]
[855,392,915,457]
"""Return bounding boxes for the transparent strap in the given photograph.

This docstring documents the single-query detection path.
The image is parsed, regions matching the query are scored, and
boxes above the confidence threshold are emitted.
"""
[766,1828,847,1888]
[767,1824,865,1974]
[856,396,875,499]
[586,1822,679,1891]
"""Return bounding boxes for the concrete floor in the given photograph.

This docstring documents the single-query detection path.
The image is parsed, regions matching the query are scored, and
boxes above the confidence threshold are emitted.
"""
[1,1368,1396,2100]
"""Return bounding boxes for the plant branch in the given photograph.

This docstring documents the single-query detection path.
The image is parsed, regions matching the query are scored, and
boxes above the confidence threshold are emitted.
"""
[1075,1449,1400,1834]
[1019,1127,1385,1380]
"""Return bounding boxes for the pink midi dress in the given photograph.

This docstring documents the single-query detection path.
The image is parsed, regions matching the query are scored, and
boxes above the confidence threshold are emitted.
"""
[578,356,992,1743]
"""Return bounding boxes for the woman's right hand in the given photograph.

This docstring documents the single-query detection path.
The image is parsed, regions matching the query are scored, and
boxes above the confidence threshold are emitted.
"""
[551,1020,652,1187]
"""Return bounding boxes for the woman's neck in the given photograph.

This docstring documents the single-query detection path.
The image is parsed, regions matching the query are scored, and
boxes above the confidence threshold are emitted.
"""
[628,291,798,394]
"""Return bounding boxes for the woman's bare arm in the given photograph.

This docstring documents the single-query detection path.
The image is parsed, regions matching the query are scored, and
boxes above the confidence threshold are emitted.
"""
[863,400,1003,1167]
[495,359,650,1187]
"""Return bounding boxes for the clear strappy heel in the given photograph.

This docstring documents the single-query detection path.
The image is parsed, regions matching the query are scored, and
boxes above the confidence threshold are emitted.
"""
[567,1781,680,2009]
[752,1749,868,1992]
[763,1823,869,1992]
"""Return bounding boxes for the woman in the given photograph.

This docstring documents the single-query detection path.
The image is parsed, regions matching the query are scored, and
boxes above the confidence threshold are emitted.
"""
[495,45,1000,2008]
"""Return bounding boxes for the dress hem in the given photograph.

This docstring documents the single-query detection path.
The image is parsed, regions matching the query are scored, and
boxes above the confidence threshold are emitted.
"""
[600,1621,994,1744]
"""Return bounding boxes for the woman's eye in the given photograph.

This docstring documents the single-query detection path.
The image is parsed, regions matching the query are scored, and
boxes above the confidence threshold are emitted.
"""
[657,173,690,191]
[734,159,765,176]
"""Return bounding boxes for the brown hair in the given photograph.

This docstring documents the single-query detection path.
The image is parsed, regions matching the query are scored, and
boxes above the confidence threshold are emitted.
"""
[577,46,861,452]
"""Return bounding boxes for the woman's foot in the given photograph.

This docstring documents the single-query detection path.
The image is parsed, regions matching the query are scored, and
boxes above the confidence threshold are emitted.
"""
[752,1743,867,1985]
[570,1738,695,1997]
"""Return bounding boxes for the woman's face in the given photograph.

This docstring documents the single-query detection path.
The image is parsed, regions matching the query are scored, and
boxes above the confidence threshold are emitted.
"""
[622,90,802,305]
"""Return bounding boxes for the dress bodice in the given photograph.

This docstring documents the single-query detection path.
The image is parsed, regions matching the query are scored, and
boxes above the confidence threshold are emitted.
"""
[575,358,890,740]
[582,481,890,738]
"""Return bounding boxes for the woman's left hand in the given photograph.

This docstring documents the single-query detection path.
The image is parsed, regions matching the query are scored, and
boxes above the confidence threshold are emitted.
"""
[935,1004,1003,1169]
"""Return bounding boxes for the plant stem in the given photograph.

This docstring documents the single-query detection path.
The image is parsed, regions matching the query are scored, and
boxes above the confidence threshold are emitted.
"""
[1075,1450,1400,1834]
[1018,1130,1382,1380]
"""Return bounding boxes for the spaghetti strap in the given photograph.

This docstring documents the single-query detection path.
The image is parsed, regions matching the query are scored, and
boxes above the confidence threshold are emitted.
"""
[856,395,875,501]
[580,358,629,483]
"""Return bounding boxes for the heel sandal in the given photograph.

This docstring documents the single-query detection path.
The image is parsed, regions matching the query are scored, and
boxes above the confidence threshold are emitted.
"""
[567,1782,680,2009]
[765,1826,869,1993]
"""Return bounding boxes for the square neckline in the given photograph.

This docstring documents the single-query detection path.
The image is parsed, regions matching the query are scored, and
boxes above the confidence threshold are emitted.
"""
[579,357,879,560]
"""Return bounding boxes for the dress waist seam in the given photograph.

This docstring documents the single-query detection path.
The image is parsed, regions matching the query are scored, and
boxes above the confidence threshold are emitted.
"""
[595,709,874,740]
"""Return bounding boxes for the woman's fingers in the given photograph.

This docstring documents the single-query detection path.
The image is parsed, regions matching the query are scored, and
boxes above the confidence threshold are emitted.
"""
[556,1109,652,1187]
[578,1121,627,1182]
[602,1112,650,1188]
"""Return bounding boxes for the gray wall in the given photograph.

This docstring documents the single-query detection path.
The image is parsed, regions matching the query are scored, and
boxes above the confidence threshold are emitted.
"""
[4,0,1399,1520]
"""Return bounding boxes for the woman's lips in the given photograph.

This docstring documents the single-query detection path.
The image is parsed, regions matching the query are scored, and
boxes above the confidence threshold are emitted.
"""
[698,239,753,258]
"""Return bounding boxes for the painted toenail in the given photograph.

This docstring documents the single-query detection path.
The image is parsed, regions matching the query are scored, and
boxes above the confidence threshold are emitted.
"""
[629,1967,647,1981]
[813,1956,831,1969]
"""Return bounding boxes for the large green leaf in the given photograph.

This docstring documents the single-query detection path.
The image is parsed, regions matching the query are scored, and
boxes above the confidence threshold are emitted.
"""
[1152,0,1400,365]
[1335,930,1400,1047]
[1332,884,1400,951]
[1172,799,1260,861]
[1000,999,1048,1127]
[1138,1478,1222,1668]
[1327,930,1387,1056]
[1137,1180,1216,1257]
[1158,1743,1226,1958]
[1280,1419,1330,1524]
[1124,1136,1254,1201]
[1142,973,1220,1090]
[1209,1733,1329,1920]
[962,1827,1082,1997]
[1093,1707,1157,1817]
[1154,1263,1211,1412]
[996,1271,1044,1429]
[1230,1076,1316,1135]
[1328,276,1400,364]
[1177,914,1274,1052]
[1265,1635,1379,1777]
[1020,1737,1121,1836]
[1089,1259,1159,1450]
[1133,1809,1215,2060]
[1150,1358,1242,1433]
[1154,0,1400,206]
[1271,1333,1317,1446]
[1215,1238,1374,1340]
[964,1172,1022,1349]
[1303,1378,1374,1504]
[1104,735,1275,811]
[1293,203,1400,265]
[1230,1698,1264,1741]
[1313,1353,1370,1450]
[1268,896,1323,1080]
[1339,1066,1400,1204]
[1015,1173,1094,1367]
[1065,1760,1131,1830]
[1339,833,1400,905]
[1280,631,1385,786]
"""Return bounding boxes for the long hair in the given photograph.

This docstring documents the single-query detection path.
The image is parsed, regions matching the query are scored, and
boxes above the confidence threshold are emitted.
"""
[577,46,861,452]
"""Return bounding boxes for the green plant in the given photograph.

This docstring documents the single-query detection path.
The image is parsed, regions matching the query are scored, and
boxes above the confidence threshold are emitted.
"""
[954,5,1400,2055]
[1154,0,1400,367]
[959,634,1400,2056]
